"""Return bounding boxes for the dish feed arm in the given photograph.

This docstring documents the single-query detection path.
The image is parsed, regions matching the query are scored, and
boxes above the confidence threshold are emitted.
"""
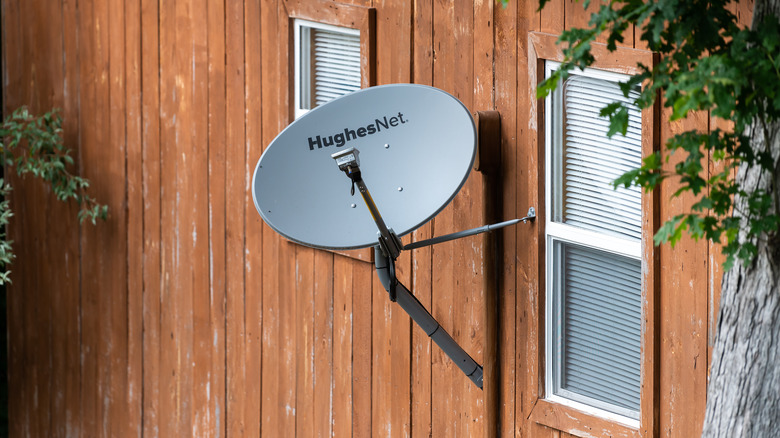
[374,246,483,389]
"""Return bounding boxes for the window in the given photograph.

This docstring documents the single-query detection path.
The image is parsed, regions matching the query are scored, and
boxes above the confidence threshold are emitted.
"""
[544,62,643,424]
[293,19,361,118]
[286,1,375,262]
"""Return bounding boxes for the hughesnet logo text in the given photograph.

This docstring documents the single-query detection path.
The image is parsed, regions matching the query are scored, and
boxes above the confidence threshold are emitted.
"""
[307,112,408,151]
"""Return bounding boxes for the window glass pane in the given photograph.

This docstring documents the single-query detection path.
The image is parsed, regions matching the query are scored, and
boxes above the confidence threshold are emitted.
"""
[552,75,642,240]
[298,22,361,113]
[552,240,641,418]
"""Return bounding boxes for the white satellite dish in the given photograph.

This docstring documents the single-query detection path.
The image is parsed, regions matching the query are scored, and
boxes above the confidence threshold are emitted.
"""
[251,84,535,389]
[252,84,476,250]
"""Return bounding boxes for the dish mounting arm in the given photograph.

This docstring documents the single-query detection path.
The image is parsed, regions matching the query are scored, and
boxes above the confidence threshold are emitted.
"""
[374,246,484,389]
[332,147,483,388]
[331,147,534,390]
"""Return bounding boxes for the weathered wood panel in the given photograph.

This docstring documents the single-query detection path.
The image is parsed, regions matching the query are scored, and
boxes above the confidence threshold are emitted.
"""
[494,1,520,436]
[658,109,711,438]
[2,1,752,437]
[206,0,228,435]
[411,1,435,436]
[140,0,163,435]
[227,0,250,435]
[125,0,145,435]
[244,0,265,433]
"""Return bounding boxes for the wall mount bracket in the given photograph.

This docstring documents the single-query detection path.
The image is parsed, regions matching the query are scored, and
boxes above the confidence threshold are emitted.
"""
[332,147,535,389]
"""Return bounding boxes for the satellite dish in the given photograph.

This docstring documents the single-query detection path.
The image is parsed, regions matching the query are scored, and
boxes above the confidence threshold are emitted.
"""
[251,84,535,389]
[252,83,476,250]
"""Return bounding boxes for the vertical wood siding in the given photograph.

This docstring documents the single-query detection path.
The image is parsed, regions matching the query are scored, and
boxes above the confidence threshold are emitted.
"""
[2,0,750,436]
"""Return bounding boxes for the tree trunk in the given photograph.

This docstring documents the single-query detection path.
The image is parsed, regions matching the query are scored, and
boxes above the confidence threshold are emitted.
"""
[701,2,780,436]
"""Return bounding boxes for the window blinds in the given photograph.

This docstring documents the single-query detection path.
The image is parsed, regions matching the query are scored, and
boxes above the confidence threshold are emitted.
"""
[562,75,642,241]
[310,28,361,107]
[557,241,642,415]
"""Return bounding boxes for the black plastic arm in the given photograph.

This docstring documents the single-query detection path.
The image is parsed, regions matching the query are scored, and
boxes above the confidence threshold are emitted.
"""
[374,246,483,389]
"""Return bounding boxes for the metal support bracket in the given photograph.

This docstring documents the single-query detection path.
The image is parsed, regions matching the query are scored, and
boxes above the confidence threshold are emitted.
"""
[519,207,536,223]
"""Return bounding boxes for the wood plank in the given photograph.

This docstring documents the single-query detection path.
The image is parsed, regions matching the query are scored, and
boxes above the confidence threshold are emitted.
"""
[207,0,228,435]
[559,0,636,47]
[442,1,483,436]
[260,0,292,436]
[564,0,634,47]
[261,231,281,437]
[658,108,710,438]
[371,269,393,437]
[33,2,56,432]
[314,250,334,436]
[78,0,117,435]
[375,0,411,84]
[141,0,162,436]
[372,0,413,436]
[260,0,280,434]
[226,0,247,435]
[125,0,144,435]
[638,65,662,438]
[564,0,600,33]
[411,0,434,436]
[14,0,59,435]
[474,3,497,438]
[108,0,131,435]
[390,251,412,438]
[352,259,373,438]
[2,1,28,435]
[189,0,212,434]
[540,0,564,34]
[59,0,85,434]
[173,0,197,432]
[243,0,265,433]
[410,224,433,438]
[158,0,180,434]
[279,239,299,436]
[431,1,458,434]
[34,1,79,436]
[494,0,519,435]
[333,255,354,437]
[296,246,316,438]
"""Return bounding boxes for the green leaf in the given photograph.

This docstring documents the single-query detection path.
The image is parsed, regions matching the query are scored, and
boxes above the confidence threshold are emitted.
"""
[654,215,686,247]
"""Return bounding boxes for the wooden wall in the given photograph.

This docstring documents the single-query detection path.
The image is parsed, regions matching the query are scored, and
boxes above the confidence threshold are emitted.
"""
[1,0,754,437]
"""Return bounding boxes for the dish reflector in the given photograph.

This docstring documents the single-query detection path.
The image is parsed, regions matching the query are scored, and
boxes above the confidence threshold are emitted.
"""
[252,84,476,249]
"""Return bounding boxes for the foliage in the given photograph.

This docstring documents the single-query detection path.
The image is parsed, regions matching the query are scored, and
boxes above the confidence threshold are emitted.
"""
[0,107,107,284]
[536,0,780,270]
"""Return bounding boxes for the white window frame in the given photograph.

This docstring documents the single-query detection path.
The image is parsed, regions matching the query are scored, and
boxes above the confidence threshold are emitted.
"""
[543,61,643,427]
[293,19,361,119]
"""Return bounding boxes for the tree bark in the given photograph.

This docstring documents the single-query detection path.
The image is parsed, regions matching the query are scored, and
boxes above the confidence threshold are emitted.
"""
[701,2,780,436]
